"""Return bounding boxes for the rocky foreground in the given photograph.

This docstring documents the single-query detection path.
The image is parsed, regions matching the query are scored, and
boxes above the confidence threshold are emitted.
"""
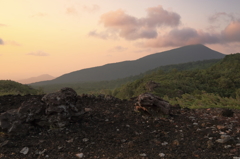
[0,88,240,159]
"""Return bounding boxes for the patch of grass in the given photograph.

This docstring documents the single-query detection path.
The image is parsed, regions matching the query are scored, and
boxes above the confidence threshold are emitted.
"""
[163,92,240,109]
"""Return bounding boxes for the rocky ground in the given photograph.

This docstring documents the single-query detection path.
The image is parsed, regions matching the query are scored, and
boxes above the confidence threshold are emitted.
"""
[0,91,240,159]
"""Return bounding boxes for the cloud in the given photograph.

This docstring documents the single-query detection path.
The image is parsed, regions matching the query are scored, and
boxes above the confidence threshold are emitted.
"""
[90,6,240,48]
[90,5,180,40]
[0,38,4,45]
[27,51,49,56]
[83,4,100,13]
[143,5,181,27]
[0,39,21,46]
[88,30,109,39]
[144,20,240,48]
[66,7,78,15]
[31,12,47,18]
[222,21,240,42]
[4,41,21,46]
[144,27,221,47]
[88,30,117,40]
[0,23,7,27]
[209,12,235,22]
[109,46,128,52]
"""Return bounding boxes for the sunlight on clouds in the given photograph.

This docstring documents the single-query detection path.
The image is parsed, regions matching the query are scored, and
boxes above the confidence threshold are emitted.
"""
[222,21,240,42]
[90,6,181,40]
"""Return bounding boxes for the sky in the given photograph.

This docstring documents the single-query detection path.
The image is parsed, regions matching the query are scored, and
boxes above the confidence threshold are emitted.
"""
[1,0,240,81]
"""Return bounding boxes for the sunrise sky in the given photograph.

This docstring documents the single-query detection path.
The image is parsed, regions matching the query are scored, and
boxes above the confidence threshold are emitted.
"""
[1,0,240,81]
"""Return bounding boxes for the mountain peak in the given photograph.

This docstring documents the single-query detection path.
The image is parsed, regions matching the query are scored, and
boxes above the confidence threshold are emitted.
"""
[31,44,225,85]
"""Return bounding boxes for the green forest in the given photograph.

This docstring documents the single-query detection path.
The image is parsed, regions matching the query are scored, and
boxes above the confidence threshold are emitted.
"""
[1,54,240,109]
[112,54,240,109]
[0,80,42,95]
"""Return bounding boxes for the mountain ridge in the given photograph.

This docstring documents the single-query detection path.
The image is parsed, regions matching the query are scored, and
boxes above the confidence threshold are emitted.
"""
[31,44,225,85]
[17,74,55,84]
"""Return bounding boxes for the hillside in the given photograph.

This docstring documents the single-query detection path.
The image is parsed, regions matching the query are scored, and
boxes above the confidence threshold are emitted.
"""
[17,74,55,84]
[0,80,41,95]
[31,44,225,85]
[112,53,240,108]
[31,59,221,94]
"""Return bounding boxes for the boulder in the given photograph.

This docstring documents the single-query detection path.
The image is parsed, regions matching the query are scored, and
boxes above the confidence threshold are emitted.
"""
[42,87,77,106]
[135,93,172,116]
[0,88,84,134]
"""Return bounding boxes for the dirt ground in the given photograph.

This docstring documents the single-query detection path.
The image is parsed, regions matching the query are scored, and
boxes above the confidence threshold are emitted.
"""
[0,94,240,159]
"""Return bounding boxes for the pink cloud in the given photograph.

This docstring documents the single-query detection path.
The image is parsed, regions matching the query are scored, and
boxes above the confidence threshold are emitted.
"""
[90,6,240,48]
[90,6,181,40]
[66,7,78,15]
[222,21,240,42]
[144,20,240,48]
[144,27,221,47]
[143,5,181,27]
[0,23,7,27]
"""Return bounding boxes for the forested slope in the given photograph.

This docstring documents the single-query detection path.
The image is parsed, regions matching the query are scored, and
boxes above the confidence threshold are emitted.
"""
[113,54,240,109]
[0,80,41,95]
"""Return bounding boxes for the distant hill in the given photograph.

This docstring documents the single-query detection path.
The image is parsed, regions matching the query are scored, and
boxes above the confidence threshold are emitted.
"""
[0,80,40,95]
[31,44,225,85]
[17,74,55,84]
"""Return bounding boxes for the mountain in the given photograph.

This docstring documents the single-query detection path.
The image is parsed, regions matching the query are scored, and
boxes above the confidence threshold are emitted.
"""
[113,53,240,99]
[31,44,225,85]
[17,74,55,84]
